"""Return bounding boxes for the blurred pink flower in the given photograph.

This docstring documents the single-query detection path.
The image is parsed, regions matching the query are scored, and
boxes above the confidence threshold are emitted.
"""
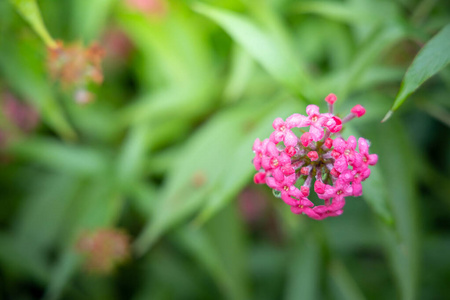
[76,228,130,274]
[126,0,167,16]
[2,92,39,133]
[47,41,105,104]
[101,28,134,63]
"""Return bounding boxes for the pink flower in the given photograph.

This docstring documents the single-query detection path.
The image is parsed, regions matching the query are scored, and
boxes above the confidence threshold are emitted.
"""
[358,138,378,166]
[252,138,269,170]
[269,118,298,146]
[300,132,313,147]
[304,105,328,141]
[317,179,353,201]
[253,172,266,184]
[332,136,362,173]
[261,142,290,174]
[251,93,378,220]
[324,115,342,133]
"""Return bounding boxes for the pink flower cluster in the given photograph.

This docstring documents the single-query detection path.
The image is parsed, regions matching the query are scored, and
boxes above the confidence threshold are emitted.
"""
[252,94,378,220]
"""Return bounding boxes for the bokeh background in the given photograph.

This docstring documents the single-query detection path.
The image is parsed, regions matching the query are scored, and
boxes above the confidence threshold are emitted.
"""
[1,0,450,299]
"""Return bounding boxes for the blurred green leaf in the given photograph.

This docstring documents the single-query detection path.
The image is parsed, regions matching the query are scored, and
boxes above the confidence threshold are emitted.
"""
[134,97,298,254]
[193,3,312,100]
[361,165,394,225]
[223,45,255,103]
[0,40,77,140]
[45,181,123,300]
[117,4,213,85]
[369,120,420,300]
[329,260,366,300]
[176,205,250,300]
[70,0,115,40]
[120,84,216,127]
[0,232,50,283]
[44,250,80,300]
[10,137,110,177]
[336,26,405,98]
[8,0,56,46]
[284,236,321,300]
[383,23,450,121]
[195,99,299,223]
[293,1,399,26]
[116,124,149,188]
[344,126,394,225]
[13,173,81,252]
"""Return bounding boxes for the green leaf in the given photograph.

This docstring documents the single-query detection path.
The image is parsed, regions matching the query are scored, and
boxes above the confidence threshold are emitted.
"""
[337,26,405,98]
[134,97,298,255]
[361,165,394,225]
[44,181,123,300]
[383,23,450,122]
[176,205,250,300]
[193,3,313,100]
[223,45,255,103]
[343,125,394,225]
[284,236,321,300]
[116,4,213,86]
[328,260,366,300]
[9,0,56,47]
[13,173,81,253]
[0,39,77,140]
[10,138,109,177]
[0,232,50,283]
[293,1,399,26]
[43,250,80,300]
[194,99,299,224]
[369,120,420,300]
[70,0,115,41]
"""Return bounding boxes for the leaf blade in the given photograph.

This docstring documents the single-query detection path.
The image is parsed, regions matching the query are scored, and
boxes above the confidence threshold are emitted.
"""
[384,23,450,120]
[193,3,312,100]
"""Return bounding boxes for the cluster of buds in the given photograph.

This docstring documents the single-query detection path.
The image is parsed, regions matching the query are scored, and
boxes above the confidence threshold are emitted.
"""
[76,228,130,274]
[47,41,105,104]
[252,94,378,220]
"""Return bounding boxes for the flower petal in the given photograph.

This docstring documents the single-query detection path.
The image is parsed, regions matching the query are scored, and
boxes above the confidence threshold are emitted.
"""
[309,125,324,141]
[284,130,298,147]
[306,105,320,116]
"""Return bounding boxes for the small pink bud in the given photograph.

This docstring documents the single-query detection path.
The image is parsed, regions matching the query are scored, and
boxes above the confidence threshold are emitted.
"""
[325,93,337,104]
[323,138,333,149]
[301,186,310,197]
[331,150,341,159]
[314,180,325,194]
[300,167,310,175]
[351,105,366,117]
[329,116,342,133]
[285,146,296,157]
[330,168,340,177]
[253,172,266,184]
[307,151,319,161]
[300,132,313,147]
[281,165,295,176]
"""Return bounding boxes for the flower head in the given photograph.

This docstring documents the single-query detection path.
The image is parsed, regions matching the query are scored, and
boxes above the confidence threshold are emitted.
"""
[251,94,377,219]
[76,228,130,274]
[47,41,105,104]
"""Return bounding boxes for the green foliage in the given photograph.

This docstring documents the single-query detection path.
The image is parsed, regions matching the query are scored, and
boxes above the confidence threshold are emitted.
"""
[384,23,450,121]
[8,0,56,46]
[1,0,449,299]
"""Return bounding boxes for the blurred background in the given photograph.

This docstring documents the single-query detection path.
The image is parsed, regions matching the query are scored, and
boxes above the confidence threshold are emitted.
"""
[0,0,450,299]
